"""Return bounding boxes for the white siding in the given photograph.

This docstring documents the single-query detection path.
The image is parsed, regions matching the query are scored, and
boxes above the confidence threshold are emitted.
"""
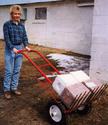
[0,7,10,38]
[0,1,93,55]
[26,2,93,55]
[90,0,108,83]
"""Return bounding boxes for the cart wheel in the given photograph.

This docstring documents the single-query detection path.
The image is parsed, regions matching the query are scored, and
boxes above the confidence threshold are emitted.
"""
[46,100,66,125]
[77,103,92,115]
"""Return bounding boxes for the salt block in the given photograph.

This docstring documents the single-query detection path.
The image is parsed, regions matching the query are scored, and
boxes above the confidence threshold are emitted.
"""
[70,70,102,91]
[61,83,90,107]
[52,73,90,107]
[84,80,103,91]
[52,74,79,95]
[70,70,90,82]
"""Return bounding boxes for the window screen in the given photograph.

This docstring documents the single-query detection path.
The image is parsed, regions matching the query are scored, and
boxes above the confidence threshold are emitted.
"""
[35,7,47,20]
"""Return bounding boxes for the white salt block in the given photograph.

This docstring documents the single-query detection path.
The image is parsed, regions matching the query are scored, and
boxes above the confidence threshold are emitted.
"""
[61,83,90,107]
[52,73,90,107]
[52,74,79,95]
[70,70,90,82]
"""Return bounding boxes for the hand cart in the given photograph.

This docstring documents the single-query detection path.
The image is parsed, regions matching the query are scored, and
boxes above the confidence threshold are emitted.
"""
[18,49,108,125]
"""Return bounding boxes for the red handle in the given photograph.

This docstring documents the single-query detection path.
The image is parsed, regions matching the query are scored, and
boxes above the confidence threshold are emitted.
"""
[17,49,28,53]
[17,49,60,84]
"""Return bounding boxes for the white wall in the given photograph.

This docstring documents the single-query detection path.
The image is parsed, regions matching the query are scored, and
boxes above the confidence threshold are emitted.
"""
[90,0,108,83]
[0,6,10,38]
[26,1,93,55]
[0,1,93,55]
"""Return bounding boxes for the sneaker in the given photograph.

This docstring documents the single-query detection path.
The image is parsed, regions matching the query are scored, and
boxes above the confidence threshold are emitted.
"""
[4,91,11,99]
[11,90,21,96]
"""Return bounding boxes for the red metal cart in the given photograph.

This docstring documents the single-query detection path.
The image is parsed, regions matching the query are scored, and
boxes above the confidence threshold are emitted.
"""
[18,49,108,125]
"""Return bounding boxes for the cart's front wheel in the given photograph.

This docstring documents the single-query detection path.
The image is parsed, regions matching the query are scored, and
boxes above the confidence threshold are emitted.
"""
[47,100,66,125]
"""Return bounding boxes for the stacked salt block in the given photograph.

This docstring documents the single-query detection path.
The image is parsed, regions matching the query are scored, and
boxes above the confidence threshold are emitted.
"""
[52,71,90,107]
[70,70,101,91]
[52,70,101,108]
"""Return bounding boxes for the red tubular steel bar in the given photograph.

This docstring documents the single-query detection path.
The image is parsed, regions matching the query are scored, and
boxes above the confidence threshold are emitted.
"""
[98,84,108,96]
[90,85,104,101]
[65,93,83,114]
[69,95,78,109]
[18,49,62,103]
[93,84,107,101]
[86,88,96,103]
[76,91,91,109]
[82,91,91,104]
[64,95,78,114]
[71,91,91,113]
[71,93,83,108]
[18,50,52,84]
[18,50,61,84]
[89,87,100,102]
[30,50,60,74]
[72,92,87,110]
[73,95,87,111]
[93,85,104,100]
[69,92,87,113]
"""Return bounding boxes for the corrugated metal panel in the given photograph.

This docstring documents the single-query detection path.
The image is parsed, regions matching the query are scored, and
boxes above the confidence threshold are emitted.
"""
[0,0,61,6]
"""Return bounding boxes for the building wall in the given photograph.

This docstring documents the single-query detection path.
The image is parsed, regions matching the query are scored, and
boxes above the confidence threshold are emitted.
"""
[0,6,10,38]
[90,0,108,83]
[0,1,93,55]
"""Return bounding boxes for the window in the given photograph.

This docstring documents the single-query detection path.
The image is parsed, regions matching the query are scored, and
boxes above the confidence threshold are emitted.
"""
[35,7,47,20]
[21,8,27,20]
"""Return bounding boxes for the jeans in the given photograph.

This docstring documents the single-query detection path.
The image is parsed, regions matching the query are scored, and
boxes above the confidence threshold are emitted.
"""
[3,45,23,92]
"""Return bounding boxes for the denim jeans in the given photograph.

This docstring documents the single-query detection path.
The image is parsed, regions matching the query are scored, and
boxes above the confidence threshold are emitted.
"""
[3,45,23,92]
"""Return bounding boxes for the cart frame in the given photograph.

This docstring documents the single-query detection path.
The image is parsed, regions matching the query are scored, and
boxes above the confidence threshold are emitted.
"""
[18,49,108,114]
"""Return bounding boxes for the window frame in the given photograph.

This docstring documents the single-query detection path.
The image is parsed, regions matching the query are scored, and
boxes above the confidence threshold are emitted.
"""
[35,7,47,20]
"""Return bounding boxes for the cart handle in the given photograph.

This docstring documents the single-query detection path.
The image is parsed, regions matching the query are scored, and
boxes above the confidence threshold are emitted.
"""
[17,49,29,53]
[18,49,60,74]
[17,49,60,84]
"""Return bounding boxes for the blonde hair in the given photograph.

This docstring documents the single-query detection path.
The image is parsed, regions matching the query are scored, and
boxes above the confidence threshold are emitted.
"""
[10,5,22,14]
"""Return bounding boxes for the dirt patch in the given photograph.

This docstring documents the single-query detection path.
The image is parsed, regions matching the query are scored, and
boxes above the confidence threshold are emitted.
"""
[0,40,108,125]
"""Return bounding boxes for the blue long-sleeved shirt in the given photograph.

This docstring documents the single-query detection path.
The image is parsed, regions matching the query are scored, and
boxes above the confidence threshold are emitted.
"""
[3,20,29,50]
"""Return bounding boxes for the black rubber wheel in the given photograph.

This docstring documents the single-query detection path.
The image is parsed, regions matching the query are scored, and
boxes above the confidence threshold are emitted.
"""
[46,100,67,125]
[76,103,92,115]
